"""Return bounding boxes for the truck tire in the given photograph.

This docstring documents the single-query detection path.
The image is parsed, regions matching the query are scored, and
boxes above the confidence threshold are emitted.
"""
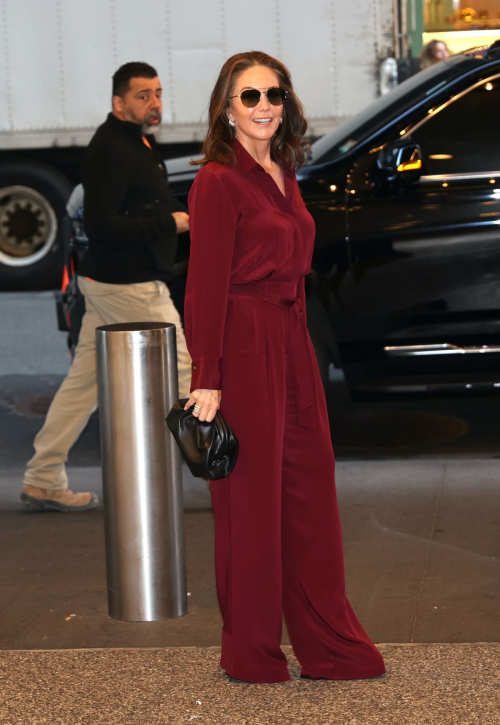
[0,162,73,290]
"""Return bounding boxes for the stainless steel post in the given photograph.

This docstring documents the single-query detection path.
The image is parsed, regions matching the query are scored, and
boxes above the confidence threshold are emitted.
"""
[95,322,187,621]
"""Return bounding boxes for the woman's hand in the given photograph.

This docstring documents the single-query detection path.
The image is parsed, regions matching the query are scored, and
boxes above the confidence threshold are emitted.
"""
[184,389,221,422]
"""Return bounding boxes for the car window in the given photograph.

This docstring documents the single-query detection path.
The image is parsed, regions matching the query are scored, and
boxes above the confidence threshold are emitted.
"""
[409,76,500,175]
[306,55,472,166]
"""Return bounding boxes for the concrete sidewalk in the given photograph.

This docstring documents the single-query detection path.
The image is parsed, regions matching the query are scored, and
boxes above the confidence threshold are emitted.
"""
[1,459,499,723]
[1,644,498,724]
[1,459,499,650]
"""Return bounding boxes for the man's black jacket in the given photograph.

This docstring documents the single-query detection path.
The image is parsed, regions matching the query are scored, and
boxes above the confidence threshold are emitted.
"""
[79,113,186,284]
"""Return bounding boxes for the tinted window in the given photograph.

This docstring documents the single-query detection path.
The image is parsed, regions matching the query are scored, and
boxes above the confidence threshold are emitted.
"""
[410,77,500,174]
[307,55,473,166]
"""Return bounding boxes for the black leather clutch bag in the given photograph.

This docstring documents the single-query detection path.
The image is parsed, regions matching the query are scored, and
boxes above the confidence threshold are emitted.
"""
[166,399,239,480]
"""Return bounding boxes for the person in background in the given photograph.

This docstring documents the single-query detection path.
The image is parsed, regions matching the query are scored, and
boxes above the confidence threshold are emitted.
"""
[184,50,385,683]
[21,62,191,512]
[420,39,450,69]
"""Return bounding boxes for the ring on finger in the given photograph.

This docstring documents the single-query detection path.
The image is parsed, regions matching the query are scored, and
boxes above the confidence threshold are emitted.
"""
[193,404,202,414]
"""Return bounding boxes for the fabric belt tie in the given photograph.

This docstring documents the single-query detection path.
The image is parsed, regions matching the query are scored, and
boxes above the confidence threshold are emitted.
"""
[228,281,316,429]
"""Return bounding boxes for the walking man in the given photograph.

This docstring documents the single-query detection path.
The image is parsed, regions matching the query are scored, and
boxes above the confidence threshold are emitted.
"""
[21,62,191,512]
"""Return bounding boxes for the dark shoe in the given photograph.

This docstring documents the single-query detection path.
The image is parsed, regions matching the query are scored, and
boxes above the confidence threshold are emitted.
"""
[20,485,99,512]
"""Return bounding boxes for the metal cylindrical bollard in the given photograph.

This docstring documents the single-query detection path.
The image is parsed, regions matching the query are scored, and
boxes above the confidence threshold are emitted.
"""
[95,322,187,621]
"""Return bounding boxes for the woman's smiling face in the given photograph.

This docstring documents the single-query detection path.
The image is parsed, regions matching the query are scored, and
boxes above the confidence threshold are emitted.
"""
[227,65,283,146]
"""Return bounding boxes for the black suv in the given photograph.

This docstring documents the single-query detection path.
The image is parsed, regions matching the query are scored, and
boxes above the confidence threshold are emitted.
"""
[64,43,500,397]
[295,42,500,396]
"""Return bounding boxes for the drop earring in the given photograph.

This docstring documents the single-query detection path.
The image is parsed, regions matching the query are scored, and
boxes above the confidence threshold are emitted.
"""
[228,118,236,127]
[279,117,283,124]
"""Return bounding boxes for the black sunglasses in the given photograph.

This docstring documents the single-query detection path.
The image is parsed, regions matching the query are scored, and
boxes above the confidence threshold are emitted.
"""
[228,87,287,108]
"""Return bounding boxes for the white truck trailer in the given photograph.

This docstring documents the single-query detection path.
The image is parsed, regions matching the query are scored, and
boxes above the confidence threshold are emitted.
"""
[0,0,394,289]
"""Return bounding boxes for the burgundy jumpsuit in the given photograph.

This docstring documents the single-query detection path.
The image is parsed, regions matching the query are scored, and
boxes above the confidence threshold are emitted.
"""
[185,139,385,683]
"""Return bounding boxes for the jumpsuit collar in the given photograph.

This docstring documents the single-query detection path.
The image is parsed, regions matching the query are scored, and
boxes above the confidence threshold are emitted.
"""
[232,138,294,206]
[232,138,295,177]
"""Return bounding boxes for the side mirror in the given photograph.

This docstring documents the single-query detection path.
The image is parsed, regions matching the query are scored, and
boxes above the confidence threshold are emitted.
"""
[376,141,423,183]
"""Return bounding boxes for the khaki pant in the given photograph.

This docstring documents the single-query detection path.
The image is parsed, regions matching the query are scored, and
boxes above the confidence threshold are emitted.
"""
[24,278,192,491]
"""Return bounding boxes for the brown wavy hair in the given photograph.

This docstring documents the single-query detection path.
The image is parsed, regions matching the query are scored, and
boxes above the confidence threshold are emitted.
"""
[193,51,308,170]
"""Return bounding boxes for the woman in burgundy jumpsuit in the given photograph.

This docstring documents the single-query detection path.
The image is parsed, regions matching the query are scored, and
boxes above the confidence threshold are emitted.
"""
[184,51,385,684]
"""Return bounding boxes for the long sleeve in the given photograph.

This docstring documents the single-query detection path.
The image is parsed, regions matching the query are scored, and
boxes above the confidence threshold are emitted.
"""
[82,148,178,244]
[184,167,237,391]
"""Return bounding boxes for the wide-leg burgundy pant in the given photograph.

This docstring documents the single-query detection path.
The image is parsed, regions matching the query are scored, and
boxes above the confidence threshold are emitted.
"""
[211,289,385,683]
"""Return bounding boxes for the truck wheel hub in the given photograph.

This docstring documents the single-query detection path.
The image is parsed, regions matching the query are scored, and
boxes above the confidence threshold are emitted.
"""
[0,186,58,267]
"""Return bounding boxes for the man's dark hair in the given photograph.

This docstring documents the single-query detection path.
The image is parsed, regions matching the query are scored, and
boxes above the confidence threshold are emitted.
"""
[112,62,158,98]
